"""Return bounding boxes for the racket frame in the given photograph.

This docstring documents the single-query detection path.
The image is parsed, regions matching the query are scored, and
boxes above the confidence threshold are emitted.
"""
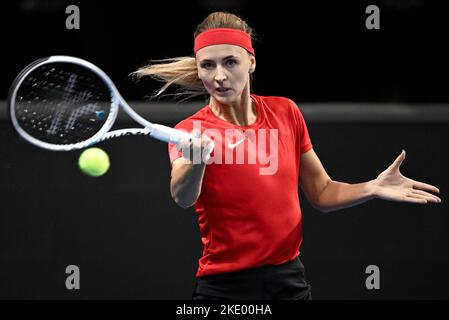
[8,56,194,151]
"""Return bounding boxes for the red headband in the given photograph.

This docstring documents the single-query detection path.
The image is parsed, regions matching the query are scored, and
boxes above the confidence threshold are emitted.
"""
[194,28,255,56]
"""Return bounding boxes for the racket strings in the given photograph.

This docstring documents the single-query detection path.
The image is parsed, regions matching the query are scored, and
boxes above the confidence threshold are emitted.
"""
[14,63,112,145]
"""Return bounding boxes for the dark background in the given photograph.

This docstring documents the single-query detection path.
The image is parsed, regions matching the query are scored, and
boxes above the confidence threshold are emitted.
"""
[0,0,448,102]
[0,0,448,299]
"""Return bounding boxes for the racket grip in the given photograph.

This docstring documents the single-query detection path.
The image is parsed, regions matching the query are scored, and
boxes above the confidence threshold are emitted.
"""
[149,124,193,145]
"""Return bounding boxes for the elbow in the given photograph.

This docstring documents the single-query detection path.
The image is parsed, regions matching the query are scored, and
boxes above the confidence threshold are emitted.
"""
[171,190,194,208]
[170,181,186,208]
[170,186,194,209]
[172,196,194,209]
[311,202,331,213]
[312,202,333,213]
[317,206,332,213]
[314,199,339,213]
[314,179,334,213]
[170,178,200,209]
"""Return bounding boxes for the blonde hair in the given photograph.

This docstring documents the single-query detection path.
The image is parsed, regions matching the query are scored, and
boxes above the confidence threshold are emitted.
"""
[133,12,255,101]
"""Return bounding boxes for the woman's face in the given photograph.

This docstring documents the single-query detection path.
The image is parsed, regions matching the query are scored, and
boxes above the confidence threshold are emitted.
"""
[196,44,255,104]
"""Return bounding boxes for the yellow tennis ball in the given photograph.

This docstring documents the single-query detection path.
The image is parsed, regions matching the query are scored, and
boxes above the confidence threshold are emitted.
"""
[78,147,110,177]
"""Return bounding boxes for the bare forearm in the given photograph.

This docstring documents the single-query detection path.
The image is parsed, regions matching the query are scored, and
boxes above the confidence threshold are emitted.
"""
[317,180,378,213]
[170,161,206,208]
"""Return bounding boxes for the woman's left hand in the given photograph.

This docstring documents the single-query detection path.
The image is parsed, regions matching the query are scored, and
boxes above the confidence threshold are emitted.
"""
[370,150,441,204]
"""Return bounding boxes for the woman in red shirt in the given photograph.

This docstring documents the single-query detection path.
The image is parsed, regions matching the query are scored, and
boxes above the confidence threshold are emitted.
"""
[135,12,441,300]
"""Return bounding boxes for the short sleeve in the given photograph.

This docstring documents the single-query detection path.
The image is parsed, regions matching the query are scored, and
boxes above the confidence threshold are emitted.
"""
[288,99,313,154]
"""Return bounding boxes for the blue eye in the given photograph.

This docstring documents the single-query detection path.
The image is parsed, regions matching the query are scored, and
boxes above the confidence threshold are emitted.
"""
[226,59,237,67]
[201,63,213,70]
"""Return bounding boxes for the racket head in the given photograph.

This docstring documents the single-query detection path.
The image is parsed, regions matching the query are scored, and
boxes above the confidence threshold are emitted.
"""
[8,56,120,151]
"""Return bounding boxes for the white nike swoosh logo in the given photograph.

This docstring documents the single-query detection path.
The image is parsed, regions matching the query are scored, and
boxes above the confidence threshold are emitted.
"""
[228,138,246,149]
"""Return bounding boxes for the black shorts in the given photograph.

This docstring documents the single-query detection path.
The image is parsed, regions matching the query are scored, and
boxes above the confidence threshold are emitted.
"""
[192,256,312,300]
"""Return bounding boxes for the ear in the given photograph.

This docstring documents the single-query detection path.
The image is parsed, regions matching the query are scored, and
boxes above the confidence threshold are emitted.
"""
[249,56,256,73]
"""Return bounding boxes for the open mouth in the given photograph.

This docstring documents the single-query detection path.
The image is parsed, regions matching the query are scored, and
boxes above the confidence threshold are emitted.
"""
[216,88,231,93]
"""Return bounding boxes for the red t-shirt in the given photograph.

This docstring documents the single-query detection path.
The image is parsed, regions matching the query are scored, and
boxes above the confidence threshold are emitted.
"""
[168,94,313,277]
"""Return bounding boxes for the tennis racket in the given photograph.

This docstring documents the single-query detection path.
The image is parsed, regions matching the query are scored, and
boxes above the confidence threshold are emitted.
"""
[8,55,213,160]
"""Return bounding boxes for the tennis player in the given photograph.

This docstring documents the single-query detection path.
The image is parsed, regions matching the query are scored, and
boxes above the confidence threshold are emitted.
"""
[136,12,441,300]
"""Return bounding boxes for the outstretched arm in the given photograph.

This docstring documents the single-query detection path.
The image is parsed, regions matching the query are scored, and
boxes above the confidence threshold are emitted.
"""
[299,149,441,213]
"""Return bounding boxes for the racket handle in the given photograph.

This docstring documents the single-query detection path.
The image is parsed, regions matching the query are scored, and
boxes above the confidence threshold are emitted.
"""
[149,124,193,145]
[150,124,214,163]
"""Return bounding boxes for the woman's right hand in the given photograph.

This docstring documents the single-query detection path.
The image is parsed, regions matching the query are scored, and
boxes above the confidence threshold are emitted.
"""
[176,129,214,164]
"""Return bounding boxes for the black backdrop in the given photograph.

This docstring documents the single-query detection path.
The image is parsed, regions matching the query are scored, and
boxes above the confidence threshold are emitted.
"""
[1,0,448,102]
[1,0,448,299]
[2,120,448,299]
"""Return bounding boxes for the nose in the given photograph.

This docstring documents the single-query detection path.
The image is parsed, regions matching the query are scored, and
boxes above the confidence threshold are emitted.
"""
[214,66,227,82]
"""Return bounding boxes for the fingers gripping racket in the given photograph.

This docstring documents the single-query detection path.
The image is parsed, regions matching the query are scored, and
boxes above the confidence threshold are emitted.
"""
[8,55,214,160]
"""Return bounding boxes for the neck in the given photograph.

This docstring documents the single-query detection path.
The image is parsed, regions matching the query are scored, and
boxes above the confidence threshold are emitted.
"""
[209,85,257,127]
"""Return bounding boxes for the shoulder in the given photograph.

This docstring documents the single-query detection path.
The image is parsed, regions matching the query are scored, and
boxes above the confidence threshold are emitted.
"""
[253,94,298,110]
[252,94,292,105]
[252,94,300,117]
[253,94,308,133]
